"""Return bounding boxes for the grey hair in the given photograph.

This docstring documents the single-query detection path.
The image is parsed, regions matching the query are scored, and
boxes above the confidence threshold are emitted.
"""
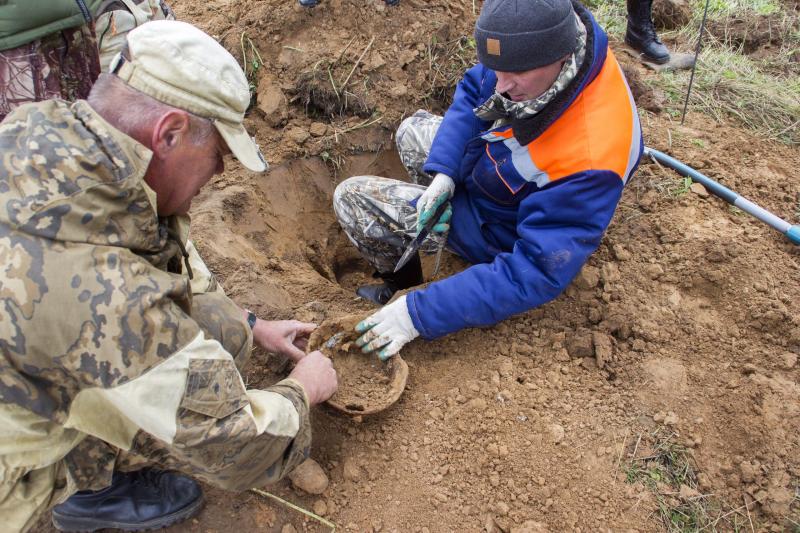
[87,74,215,145]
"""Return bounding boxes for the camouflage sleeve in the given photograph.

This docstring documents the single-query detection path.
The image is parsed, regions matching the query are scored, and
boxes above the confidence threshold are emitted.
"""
[66,327,312,492]
[59,251,311,491]
[185,239,222,295]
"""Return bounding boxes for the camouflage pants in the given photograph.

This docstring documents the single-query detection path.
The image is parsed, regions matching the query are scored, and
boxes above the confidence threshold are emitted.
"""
[0,25,101,123]
[333,110,447,273]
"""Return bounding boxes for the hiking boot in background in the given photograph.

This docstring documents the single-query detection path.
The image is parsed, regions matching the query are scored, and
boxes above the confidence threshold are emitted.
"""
[625,0,671,64]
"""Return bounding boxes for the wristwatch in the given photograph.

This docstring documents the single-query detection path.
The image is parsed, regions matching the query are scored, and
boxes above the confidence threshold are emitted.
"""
[245,310,257,330]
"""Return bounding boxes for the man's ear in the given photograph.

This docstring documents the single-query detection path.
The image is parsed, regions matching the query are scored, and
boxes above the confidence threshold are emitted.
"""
[151,110,191,158]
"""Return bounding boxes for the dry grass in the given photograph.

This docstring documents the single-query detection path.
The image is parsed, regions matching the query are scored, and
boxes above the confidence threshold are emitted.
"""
[622,427,755,532]
[588,0,800,145]
[421,35,476,112]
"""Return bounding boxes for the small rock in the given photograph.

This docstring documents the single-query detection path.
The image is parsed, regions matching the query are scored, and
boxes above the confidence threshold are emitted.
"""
[574,265,600,290]
[309,122,328,137]
[313,499,327,517]
[741,363,758,375]
[343,456,362,482]
[256,76,288,126]
[495,501,510,516]
[612,244,632,261]
[601,262,621,283]
[281,524,298,533]
[690,182,709,197]
[566,329,594,358]
[429,407,444,420]
[286,127,310,145]
[592,332,613,369]
[645,263,664,280]
[780,352,797,369]
[288,458,329,494]
[663,412,679,426]
[511,521,549,533]
[739,461,758,483]
[389,85,408,97]
[468,398,487,410]
[550,423,565,444]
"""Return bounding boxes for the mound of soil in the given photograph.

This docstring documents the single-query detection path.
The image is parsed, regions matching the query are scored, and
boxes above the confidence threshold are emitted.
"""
[652,0,692,30]
[308,313,409,415]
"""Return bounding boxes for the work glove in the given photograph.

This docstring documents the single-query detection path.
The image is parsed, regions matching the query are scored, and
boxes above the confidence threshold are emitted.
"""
[416,172,455,234]
[355,295,420,361]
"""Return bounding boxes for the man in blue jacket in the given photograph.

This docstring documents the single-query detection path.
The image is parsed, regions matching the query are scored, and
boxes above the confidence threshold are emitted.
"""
[333,0,643,360]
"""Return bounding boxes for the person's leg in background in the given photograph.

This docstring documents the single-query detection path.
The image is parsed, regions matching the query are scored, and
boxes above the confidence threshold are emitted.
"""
[625,0,671,64]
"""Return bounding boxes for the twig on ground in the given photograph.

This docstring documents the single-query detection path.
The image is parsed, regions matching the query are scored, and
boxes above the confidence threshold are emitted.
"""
[631,431,644,460]
[250,488,337,532]
[340,36,375,90]
[698,495,762,532]
[327,66,339,100]
[613,429,630,483]
[743,494,755,533]
[336,35,358,64]
[336,114,382,135]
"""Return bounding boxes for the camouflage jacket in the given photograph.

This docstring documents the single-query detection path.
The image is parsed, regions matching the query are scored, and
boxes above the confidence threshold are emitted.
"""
[0,100,311,531]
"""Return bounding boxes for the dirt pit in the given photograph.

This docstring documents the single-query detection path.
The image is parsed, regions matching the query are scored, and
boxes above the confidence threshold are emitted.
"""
[307,313,409,415]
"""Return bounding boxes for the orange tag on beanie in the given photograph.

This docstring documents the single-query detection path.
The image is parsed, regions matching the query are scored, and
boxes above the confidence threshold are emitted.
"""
[487,38,501,56]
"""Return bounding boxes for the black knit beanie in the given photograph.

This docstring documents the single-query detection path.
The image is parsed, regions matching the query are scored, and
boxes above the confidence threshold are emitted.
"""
[475,0,578,72]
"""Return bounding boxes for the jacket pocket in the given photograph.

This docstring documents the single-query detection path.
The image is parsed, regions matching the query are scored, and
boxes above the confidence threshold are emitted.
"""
[471,142,531,206]
[180,358,248,419]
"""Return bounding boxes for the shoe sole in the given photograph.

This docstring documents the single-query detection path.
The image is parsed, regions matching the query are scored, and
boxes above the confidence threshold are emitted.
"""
[51,494,204,532]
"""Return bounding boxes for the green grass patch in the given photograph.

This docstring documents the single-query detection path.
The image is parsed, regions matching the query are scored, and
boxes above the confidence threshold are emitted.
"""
[622,427,752,532]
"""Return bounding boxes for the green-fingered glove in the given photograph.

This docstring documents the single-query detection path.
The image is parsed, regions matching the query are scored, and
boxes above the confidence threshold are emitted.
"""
[354,295,420,361]
[416,173,455,235]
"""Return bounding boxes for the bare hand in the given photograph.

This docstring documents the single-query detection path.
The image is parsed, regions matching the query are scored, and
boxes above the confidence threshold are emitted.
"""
[288,350,338,405]
[252,319,316,363]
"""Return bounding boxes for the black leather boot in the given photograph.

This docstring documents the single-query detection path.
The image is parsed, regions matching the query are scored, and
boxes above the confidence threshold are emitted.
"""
[625,0,671,64]
[356,253,423,305]
[52,469,203,532]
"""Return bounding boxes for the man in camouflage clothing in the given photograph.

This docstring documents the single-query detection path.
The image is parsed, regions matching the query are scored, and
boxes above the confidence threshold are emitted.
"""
[0,20,337,533]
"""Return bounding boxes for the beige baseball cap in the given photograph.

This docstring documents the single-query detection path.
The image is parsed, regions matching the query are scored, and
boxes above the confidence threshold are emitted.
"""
[109,20,268,172]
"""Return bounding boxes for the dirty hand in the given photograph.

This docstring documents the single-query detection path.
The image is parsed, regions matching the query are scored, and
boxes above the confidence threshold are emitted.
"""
[355,295,419,361]
[416,172,455,234]
[252,319,316,363]
[289,350,338,405]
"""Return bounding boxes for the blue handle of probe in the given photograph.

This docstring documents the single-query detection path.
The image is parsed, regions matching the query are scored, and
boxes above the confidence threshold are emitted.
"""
[787,226,800,245]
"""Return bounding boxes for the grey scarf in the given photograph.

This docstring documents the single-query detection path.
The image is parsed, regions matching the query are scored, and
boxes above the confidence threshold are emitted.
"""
[474,14,588,124]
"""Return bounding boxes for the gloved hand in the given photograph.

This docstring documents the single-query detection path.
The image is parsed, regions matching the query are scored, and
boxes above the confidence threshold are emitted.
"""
[416,173,455,234]
[355,295,419,361]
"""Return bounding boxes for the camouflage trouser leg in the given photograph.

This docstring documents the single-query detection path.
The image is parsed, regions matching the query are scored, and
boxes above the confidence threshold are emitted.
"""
[333,176,445,274]
[0,25,101,122]
[395,109,443,186]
